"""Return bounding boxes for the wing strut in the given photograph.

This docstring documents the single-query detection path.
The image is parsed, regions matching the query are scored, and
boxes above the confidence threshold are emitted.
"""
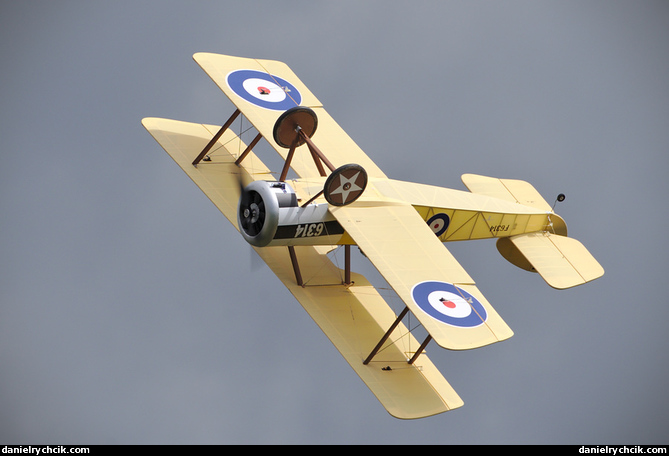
[363,306,410,365]
[287,245,353,287]
[408,335,432,365]
[288,246,303,287]
[192,109,241,165]
[235,132,263,166]
[363,306,432,365]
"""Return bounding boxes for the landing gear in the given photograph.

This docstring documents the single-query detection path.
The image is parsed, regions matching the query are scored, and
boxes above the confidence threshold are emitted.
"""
[272,106,367,206]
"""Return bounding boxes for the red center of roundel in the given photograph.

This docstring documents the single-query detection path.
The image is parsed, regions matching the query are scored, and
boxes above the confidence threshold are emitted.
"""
[440,298,456,309]
[258,87,270,95]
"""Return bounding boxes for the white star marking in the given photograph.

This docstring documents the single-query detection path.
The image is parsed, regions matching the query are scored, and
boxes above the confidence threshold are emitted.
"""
[329,171,362,204]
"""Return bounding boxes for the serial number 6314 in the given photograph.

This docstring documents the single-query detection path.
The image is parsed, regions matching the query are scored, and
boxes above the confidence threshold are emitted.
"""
[294,223,325,238]
[489,224,510,233]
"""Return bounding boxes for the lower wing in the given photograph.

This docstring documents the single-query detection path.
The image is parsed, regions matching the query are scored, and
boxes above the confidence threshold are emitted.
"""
[142,117,464,418]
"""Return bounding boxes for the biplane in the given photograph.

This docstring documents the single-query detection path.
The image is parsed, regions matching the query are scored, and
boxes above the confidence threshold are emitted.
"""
[142,53,604,419]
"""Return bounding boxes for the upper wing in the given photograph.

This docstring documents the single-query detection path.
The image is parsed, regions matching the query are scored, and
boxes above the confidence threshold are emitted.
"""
[142,117,463,418]
[330,200,513,350]
[192,52,387,180]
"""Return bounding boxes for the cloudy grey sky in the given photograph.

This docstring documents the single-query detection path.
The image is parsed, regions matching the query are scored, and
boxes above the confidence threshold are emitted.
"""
[1,1,668,445]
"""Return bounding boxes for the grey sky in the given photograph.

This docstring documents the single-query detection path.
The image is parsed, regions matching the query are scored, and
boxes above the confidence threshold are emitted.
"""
[1,1,668,444]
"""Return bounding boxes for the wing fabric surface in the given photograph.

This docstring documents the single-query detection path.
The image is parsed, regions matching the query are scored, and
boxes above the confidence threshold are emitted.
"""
[330,201,513,350]
[141,117,463,418]
[461,173,552,212]
[505,232,605,289]
[192,52,387,180]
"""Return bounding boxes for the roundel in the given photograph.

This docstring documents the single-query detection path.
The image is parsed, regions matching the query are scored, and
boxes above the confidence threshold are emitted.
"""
[427,213,450,237]
[226,69,302,110]
[411,281,487,328]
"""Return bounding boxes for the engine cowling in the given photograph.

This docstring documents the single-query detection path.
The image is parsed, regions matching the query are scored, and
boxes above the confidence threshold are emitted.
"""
[237,181,346,247]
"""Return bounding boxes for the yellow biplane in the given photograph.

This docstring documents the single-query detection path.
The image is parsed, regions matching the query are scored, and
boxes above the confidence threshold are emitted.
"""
[142,53,604,419]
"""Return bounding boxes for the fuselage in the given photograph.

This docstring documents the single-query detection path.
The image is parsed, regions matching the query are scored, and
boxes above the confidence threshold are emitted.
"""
[273,177,567,248]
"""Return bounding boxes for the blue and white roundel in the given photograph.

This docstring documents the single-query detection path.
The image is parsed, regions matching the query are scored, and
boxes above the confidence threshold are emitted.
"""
[226,69,301,110]
[411,281,487,328]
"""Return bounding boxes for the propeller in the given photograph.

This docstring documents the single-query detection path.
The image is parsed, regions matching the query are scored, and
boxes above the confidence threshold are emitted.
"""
[234,171,266,271]
[235,170,266,238]
[239,189,266,236]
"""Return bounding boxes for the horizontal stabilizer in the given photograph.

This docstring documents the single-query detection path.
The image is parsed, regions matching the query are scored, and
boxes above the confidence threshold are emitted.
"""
[501,233,604,289]
[461,173,552,212]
